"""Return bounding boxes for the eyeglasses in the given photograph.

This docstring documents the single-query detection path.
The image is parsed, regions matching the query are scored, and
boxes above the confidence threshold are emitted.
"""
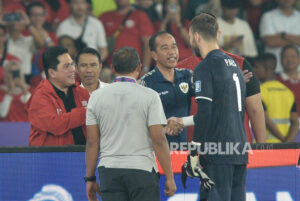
[30,12,46,17]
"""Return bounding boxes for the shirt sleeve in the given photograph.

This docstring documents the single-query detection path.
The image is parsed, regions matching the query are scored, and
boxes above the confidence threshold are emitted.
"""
[259,12,276,37]
[97,19,107,48]
[243,59,261,97]
[193,61,213,102]
[147,92,167,126]
[291,101,297,113]
[86,94,98,125]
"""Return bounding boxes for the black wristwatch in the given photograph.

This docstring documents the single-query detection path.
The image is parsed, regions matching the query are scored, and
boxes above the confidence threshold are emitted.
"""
[84,175,96,183]
[281,32,286,39]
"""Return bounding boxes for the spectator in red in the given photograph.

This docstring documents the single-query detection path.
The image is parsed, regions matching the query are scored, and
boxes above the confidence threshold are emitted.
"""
[26,46,89,146]
[25,2,59,88]
[177,49,266,143]
[158,0,192,61]
[2,0,53,25]
[0,61,31,122]
[277,45,300,116]
[0,24,20,84]
[100,0,154,73]
[244,0,276,38]
[43,0,71,31]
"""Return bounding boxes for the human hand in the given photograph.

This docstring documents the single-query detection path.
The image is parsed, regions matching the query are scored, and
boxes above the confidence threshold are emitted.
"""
[164,177,176,196]
[19,10,31,27]
[242,69,253,83]
[86,181,100,201]
[166,117,184,135]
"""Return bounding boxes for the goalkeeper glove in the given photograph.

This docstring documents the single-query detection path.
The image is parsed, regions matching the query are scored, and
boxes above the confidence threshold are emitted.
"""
[181,154,215,191]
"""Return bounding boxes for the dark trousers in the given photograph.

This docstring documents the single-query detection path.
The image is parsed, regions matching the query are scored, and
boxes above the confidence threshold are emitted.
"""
[200,164,247,201]
[98,166,160,201]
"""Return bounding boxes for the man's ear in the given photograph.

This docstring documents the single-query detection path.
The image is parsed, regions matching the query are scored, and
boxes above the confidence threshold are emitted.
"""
[48,68,56,79]
[136,63,142,74]
[151,51,158,62]
[99,63,103,71]
[217,29,221,42]
[194,32,201,44]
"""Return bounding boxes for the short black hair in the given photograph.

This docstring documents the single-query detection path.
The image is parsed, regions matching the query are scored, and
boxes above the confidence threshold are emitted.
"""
[112,47,140,74]
[190,13,218,41]
[149,31,170,51]
[26,1,46,16]
[221,0,242,9]
[256,53,277,71]
[58,35,75,45]
[281,44,300,59]
[43,46,68,78]
[75,47,102,65]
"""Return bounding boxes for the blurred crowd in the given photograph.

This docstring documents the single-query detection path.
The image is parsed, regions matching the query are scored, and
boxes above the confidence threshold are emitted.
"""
[0,0,300,143]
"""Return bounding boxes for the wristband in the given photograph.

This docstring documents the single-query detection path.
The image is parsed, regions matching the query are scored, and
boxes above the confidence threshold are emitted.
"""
[45,37,52,46]
[182,116,194,127]
[84,175,96,182]
[280,32,286,39]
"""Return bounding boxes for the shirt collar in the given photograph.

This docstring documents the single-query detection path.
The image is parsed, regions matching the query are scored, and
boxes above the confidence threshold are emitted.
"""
[114,76,137,83]
[70,15,88,26]
[280,72,300,83]
[80,80,103,89]
[154,66,185,82]
[51,82,74,98]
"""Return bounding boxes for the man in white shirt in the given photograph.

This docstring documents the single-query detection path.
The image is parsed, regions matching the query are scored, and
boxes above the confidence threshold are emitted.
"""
[6,10,44,76]
[57,0,108,61]
[85,46,176,201]
[218,0,257,58]
[260,0,300,72]
[75,47,108,94]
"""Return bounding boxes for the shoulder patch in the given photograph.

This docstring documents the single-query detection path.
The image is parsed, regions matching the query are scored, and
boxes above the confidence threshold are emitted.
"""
[195,80,201,93]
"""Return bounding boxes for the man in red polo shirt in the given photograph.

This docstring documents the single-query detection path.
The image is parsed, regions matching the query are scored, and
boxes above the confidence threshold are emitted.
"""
[99,0,154,72]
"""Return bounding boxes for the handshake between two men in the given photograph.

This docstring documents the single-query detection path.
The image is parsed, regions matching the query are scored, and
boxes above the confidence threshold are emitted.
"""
[165,117,215,191]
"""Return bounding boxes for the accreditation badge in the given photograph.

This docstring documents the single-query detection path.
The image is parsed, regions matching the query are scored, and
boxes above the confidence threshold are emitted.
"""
[179,82,189,94]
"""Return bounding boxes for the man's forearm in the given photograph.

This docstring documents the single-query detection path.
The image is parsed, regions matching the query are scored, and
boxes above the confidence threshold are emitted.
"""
[263,35,291,48]
[285,113,299,142]
[245,94,266,143]
[141,37,152,68]
[28,25,45,48]
[150,125,174,179]
[193,100,212,143]
[265,113,284,141]
[152,138,174,179]
[85,141,99,177]
[85,125,100,177]
[285,34,300,46]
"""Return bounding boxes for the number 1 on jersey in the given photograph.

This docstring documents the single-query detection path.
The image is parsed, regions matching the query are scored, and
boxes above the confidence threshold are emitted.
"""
[233,73,242,112]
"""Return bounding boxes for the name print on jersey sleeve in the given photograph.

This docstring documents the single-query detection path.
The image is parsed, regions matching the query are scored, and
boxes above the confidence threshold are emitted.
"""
[224,59,237,67]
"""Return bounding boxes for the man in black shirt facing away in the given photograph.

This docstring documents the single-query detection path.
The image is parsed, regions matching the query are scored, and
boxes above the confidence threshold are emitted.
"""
[183,13,248,201]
